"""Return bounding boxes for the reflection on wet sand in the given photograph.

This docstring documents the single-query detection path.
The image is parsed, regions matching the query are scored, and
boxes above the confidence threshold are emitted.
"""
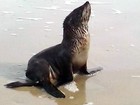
[6,72,92,105]
[13,75,91,105]
[55,75,90,105]
[0,62,96,105]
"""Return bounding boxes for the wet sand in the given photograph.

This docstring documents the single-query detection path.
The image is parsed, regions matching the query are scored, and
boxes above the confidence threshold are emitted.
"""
[0,0,140,105]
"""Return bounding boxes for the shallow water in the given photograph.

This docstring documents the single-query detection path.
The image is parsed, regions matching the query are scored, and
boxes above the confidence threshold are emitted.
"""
[0,0,140,105]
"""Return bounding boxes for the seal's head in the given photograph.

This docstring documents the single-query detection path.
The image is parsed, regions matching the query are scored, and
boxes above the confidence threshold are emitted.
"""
[63,1,91,28]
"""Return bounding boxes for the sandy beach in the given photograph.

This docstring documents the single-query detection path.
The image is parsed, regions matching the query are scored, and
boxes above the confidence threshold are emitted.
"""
[0,0,140,105]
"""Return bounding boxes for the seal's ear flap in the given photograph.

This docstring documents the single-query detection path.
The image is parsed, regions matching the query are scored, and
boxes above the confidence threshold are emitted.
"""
[42,81,65,98]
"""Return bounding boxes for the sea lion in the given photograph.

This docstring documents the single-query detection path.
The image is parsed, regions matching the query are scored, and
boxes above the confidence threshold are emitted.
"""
[5,1,102,98]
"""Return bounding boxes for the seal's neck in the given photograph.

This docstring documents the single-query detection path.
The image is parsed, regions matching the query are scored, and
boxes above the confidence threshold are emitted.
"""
[62,25,89,41]
[62,25,90,54]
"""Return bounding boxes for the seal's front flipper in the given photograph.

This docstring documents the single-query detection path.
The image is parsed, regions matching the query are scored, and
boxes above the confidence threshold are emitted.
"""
[55,63,73,87]
[5,81,38,88]
[80,64,103,75]
[88,66,103,74]
[42,81,65,98]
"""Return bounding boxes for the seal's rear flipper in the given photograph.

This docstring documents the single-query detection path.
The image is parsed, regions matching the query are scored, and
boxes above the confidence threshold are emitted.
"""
[42,82,65,98]
[5,81,38,88]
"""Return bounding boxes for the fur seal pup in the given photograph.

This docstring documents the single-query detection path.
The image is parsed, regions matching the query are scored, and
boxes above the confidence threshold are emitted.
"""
[5,1,102,98]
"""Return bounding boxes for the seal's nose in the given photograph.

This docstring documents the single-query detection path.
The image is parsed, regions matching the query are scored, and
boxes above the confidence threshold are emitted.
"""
[84,1,90,6]
[83,1,91,11]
